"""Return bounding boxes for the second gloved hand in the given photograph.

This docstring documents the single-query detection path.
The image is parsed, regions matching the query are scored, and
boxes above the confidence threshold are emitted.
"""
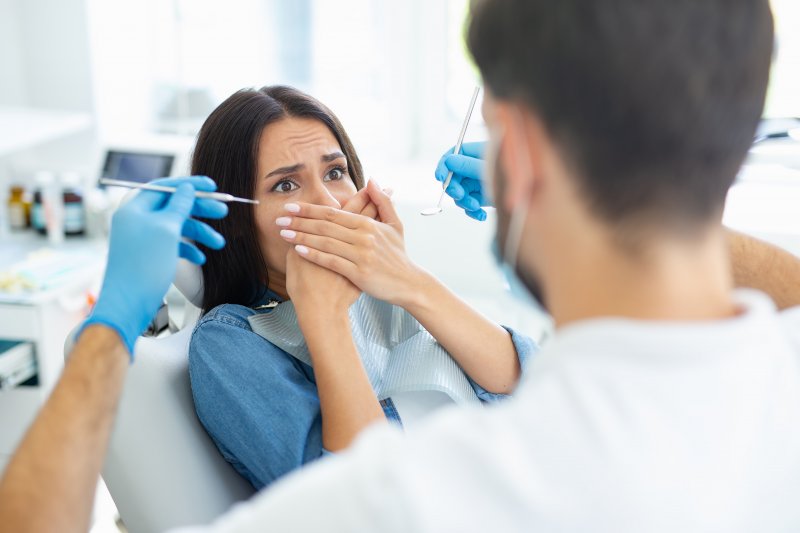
[81,176,227,356]
[434,141,489,221]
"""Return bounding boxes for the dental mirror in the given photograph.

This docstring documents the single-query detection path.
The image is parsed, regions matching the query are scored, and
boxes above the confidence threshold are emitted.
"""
[421,86,481,216]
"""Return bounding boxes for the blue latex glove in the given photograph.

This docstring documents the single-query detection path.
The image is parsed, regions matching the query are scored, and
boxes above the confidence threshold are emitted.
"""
[434,141,489,221]
[80,176,228,357]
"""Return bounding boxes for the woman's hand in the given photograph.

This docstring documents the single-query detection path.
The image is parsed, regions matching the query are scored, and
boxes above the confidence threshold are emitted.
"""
[283,181,522,395]
[284,248,360,319]
[283,185,390,452]
[282,184,388,318]
[340,183,392,221]
[278,180,423,307]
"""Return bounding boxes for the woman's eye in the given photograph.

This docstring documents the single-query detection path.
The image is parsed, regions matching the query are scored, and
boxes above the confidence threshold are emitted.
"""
[271,180,298,193]
[324,168,346,182]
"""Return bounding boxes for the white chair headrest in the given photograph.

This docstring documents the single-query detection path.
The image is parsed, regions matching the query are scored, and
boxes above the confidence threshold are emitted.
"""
[174,259,204,308]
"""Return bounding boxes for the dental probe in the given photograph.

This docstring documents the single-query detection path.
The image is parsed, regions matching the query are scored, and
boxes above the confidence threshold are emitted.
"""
[421,85,481,216]
[100,178,260,204]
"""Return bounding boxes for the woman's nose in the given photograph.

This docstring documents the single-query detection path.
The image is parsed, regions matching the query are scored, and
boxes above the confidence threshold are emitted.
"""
[305,182,342,209]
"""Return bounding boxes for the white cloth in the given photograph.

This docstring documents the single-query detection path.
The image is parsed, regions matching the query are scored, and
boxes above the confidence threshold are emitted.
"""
[173,290,800,533]
[247,295,481,405]
[391,390,455,429]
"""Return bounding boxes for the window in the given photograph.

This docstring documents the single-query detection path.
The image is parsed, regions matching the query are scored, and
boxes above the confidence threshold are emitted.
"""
[86,0,799,187]
[767,0,800,118]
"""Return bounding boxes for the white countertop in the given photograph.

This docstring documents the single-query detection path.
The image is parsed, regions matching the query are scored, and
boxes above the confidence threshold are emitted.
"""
[0,231,106,305]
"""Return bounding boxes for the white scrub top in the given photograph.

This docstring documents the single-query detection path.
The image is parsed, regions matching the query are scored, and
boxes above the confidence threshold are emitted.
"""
[175,290,800,532]
[391,390,454,429]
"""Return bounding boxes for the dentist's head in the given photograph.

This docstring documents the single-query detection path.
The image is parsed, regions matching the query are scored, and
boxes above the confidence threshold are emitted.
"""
[192,86,365,311]
[467,0,774,324]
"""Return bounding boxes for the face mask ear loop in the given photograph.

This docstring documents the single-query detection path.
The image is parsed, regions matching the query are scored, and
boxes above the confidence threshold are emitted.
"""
[503,108,536,269]
[484,121,505,208]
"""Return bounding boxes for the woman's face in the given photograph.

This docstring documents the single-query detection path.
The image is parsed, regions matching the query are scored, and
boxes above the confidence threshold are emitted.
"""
[254,117,358,289]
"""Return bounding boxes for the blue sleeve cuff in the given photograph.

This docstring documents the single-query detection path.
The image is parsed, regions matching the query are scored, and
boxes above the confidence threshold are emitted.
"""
[467,326,539,403]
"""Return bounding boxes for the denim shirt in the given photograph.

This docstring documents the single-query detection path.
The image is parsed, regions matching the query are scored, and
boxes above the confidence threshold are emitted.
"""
[188,290,538,491]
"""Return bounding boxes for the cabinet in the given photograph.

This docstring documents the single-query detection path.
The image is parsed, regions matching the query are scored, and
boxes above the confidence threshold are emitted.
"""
[0,232,104,455]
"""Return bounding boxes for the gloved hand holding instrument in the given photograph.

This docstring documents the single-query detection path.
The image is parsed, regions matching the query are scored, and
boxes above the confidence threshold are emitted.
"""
[79,176,228,357]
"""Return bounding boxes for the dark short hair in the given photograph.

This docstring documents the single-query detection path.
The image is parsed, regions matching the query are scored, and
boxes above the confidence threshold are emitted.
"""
[468,0,773,236]
[192,86,365,312]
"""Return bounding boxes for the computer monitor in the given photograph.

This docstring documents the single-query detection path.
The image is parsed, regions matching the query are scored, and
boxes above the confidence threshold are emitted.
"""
[100,150,175,185]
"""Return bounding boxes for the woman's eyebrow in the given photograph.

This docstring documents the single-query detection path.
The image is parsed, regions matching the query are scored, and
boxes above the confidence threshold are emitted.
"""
[321,151,346,163]
[264,152,347,179]
[265,163,303,179]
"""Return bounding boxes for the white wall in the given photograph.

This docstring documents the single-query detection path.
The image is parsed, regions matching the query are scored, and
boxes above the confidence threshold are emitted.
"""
[0,0,27,106]
[16,0,94,112]
[0,0,94,112]
[0,0,98,183]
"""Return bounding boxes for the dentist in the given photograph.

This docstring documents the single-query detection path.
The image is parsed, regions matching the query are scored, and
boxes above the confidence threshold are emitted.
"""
[3,0,800,532]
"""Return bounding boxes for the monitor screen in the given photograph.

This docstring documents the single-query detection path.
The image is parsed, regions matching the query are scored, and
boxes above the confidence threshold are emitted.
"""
[100,150,175,184]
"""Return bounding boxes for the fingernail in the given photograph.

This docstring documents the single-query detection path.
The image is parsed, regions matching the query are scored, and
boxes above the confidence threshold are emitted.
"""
[280,229,296,239]
[295,245,309,255]
[284,203,300,213]
[383,187,394,197]
[276,217,292,227]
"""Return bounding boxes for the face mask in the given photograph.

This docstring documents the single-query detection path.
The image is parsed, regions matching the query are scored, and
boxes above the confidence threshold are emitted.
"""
[486,112,547,313]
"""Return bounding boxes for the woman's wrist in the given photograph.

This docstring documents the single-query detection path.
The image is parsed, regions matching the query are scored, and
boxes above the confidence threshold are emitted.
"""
[301,313,362,369]
[292,295,353,320]
[394,267,440,313]
[296,307,351,344]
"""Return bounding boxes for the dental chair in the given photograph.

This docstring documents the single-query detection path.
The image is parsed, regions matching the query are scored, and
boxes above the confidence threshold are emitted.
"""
[68,260,255,533]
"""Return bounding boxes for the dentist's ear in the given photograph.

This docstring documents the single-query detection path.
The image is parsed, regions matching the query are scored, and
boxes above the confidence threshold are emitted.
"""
[497,104,543,214]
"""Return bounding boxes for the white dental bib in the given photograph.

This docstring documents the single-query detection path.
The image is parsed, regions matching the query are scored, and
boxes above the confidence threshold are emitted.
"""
[247,294,481,406]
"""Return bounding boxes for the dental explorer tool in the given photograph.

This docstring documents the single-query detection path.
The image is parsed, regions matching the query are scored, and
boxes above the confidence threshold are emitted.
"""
[421,85,481,216]
[100,178,260,204]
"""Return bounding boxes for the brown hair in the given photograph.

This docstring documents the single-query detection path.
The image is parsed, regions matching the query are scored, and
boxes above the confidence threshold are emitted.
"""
[468,0,773,238]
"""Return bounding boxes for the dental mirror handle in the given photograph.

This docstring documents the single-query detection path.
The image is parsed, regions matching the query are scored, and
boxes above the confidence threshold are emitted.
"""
[434,176,452,210]
[422,85,481,216]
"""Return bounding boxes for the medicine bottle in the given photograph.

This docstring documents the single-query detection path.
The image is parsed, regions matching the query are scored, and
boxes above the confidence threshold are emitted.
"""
[61,173,85,236]
[7,185,27,230]
[31,171,66,244]
[31,172,56,235]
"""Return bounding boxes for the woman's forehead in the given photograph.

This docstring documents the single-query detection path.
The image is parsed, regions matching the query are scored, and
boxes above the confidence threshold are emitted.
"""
[259,117,343,163]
